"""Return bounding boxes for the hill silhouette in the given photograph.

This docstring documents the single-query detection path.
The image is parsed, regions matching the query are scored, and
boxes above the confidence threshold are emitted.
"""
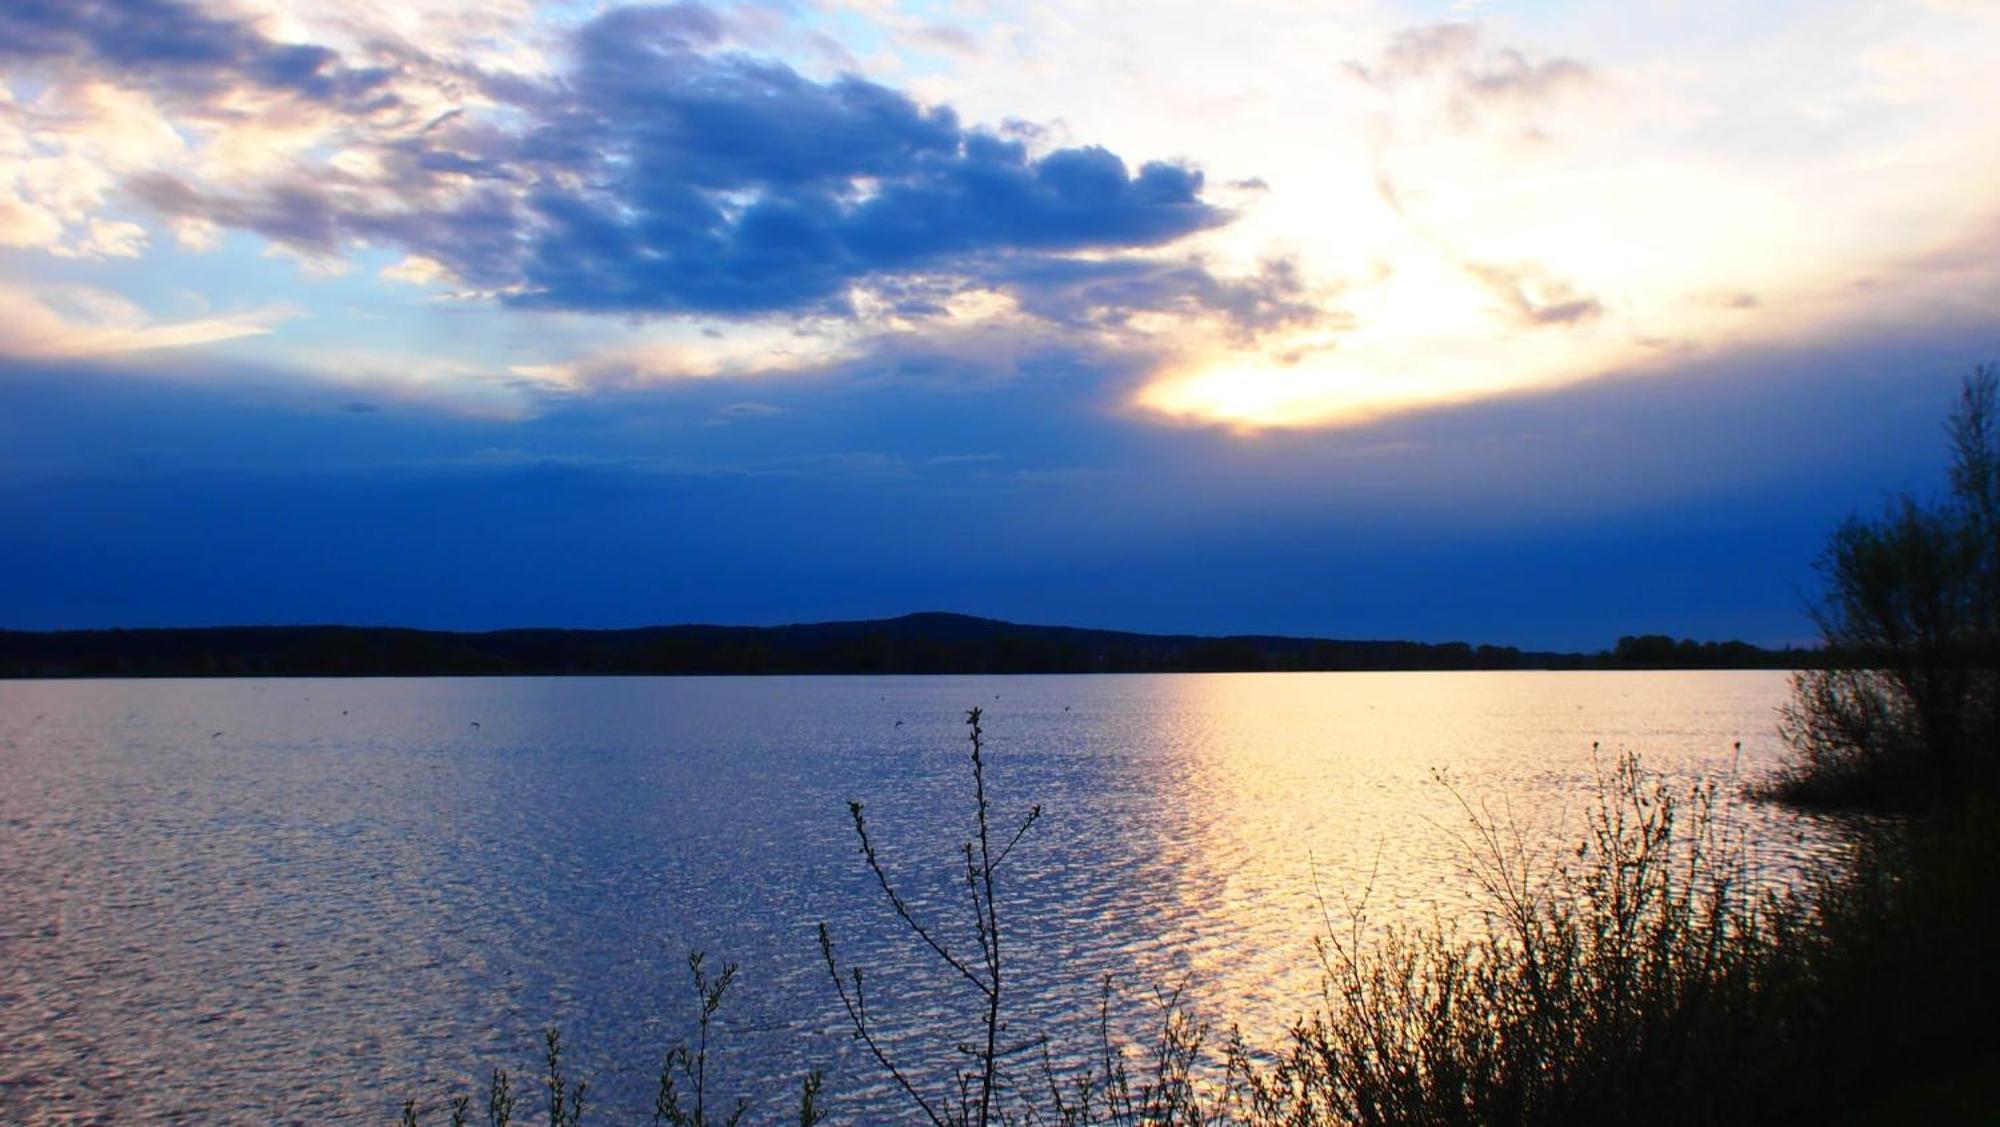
[0,613,1808,677]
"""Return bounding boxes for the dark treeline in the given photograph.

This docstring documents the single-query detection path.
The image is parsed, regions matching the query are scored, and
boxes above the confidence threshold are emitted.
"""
[0,612,1811,678]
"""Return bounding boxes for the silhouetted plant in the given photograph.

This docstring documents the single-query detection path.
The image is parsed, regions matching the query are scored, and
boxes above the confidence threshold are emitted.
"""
[543,1029,587,1126]
[486,1065,515,1126]
[818,705,1046,1126]
[399,1053,525,1126]
[1218,748,1811,1126]
[1775,364,2000,807]
[400,954,824,1126]
[817,708,1265,1124]
[650,950,815,1127]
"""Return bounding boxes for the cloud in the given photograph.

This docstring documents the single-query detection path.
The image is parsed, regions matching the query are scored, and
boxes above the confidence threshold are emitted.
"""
[0,80,186,256]
[701,399,784,426]
[504,131,1223,316]
[911,24,980,56]
[1463,51,1592,114]
[74,1,1232,323]
[1464,261,1604,327]
[993,255,1336,342]
[0,0,393,107]
[1352,22,1593,133]
[62,217,149,258]
[379,254,450,285]
[1365,23,1483,81]
[0,190,66,248]
[0,282,292,357]
[504,328,864,394]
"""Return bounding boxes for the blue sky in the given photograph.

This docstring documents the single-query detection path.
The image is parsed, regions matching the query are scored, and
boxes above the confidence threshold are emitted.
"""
[1,0,1997,648]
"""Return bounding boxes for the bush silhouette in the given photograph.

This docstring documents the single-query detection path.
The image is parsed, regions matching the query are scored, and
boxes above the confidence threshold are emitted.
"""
[1776,364,2000,807]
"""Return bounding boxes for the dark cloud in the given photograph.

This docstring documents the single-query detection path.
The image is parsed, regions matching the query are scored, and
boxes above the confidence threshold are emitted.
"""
[117,2,1234,320]
[0,0,393,106]
[497,14,1229,316]
[712,401,782,420]
[509,134,1220,316]
[994,256,1334,340]
[130,172,532,290]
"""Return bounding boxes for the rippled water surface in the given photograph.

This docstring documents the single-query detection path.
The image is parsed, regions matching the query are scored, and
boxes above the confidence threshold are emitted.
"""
[0,672,1843,1122]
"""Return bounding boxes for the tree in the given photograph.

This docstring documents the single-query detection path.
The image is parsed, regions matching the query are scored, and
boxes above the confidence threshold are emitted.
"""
[1778,365,2000,805]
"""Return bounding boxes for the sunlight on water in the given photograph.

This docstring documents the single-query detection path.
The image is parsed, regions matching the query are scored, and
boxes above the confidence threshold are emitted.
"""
[0,673,1844,1122]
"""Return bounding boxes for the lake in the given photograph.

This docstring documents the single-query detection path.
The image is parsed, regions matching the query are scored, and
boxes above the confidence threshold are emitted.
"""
[0,672,1844,1123]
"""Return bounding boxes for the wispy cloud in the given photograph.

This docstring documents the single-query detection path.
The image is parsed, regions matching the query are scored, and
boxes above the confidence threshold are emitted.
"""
[1464,261,1603,327]
[0,282,292,357]
[1349,22,1595,136]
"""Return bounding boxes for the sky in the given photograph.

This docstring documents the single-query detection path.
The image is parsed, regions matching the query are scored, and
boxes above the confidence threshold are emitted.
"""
[1,0,1997,649]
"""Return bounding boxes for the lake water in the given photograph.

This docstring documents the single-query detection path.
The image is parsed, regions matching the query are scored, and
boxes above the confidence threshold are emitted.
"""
[0,672,1844,1123]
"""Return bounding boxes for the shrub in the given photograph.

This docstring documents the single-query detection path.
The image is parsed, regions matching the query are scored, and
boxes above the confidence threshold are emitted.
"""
[1774,364,2000,807]
[1234,752,1809,1126]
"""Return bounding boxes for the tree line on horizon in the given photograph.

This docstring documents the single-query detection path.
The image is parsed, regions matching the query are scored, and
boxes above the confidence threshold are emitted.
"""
[0,617,1811,678]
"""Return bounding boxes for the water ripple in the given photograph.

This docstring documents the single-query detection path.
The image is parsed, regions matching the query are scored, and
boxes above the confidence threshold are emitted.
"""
[0,672,1846,1122]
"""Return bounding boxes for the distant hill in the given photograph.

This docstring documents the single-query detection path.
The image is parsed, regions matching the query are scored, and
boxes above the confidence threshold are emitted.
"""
[0,613,1812,677]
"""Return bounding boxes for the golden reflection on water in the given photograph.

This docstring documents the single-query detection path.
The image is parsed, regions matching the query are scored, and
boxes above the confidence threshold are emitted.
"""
[1109,671,1831,1043]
